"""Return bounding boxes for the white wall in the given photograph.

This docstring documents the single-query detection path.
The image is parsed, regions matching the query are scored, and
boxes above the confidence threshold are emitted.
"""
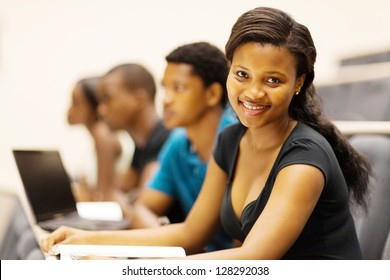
[1,0,390,195]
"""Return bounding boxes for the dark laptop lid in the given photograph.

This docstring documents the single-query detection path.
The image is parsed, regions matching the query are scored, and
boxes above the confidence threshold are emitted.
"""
[13,150,77,222]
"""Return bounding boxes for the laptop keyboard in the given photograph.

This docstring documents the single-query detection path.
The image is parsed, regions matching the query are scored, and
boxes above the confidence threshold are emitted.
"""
[39,216,130,231]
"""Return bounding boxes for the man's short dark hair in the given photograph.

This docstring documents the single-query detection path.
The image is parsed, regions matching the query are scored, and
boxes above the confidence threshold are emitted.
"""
[165,42,228,107]
[105,63,156,101]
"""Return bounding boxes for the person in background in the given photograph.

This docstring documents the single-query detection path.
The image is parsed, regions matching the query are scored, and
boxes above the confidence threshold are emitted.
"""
[67,77,132,202]
[97,63,170,209]
[42,7,372,259]
[129,42,237,252]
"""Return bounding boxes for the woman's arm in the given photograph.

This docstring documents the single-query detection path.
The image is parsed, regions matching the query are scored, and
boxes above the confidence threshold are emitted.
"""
[41,157,228,255]
[79,162,323,260]
[42,161,324,259]
[184,164,325,259]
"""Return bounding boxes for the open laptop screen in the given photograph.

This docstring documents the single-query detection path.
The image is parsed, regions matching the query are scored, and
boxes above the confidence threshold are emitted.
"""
[13,150,77,221]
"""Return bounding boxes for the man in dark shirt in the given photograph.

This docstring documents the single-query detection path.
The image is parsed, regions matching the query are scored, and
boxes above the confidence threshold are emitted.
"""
[98,63,170,209]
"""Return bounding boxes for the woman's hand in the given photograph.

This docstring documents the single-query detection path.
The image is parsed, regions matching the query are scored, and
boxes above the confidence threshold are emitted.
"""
[40,226,91,254]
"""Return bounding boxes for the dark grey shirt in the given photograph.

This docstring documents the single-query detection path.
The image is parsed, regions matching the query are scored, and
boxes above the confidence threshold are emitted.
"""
[131,120,170,173]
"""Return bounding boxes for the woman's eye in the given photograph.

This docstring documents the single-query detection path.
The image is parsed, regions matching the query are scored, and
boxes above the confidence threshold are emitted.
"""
[266,77,280,84]
[236,71,248,78]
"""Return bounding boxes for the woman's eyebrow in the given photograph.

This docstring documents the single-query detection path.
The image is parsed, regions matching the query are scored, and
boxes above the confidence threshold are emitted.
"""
[232,65,287,78]
[264,71,287,77]
[231,64,250,71]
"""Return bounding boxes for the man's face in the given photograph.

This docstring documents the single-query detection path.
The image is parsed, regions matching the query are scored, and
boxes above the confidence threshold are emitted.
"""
[161,63,210,129]
[98,71,139,130]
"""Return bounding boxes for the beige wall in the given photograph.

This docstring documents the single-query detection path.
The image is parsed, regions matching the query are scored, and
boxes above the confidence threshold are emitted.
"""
[1,0,390,194]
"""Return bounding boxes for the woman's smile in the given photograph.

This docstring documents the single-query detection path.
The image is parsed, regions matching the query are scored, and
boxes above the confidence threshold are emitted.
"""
[240,100,271,116]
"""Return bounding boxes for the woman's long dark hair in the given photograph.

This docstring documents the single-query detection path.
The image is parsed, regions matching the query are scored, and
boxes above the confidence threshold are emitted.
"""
[225,7,372,209]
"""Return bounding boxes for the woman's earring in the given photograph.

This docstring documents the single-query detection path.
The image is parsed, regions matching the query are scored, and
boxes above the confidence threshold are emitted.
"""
[295,92,299,95]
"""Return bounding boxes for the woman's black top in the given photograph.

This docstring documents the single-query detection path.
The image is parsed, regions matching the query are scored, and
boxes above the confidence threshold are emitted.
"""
[214,122,362,259]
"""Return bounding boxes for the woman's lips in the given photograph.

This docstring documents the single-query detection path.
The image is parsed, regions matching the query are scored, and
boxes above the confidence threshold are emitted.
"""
[240,101,271,116]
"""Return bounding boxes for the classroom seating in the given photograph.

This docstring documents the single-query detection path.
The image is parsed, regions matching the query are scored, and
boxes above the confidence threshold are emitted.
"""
[317,77,390,122]
[349,135,390,260]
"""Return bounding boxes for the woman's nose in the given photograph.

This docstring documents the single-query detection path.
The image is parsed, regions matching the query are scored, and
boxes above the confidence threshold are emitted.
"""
[246,83,266,99]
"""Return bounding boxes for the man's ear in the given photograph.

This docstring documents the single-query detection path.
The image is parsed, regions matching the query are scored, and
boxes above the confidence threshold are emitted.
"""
[206,82,223,107]
[133,88,150,106]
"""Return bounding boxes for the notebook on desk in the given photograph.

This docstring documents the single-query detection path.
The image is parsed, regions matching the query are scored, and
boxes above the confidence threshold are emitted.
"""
[55,244,186,260]
[13,149,130,232]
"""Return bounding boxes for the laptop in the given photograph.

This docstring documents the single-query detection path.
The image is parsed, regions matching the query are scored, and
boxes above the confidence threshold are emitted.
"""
[12,149,130,232]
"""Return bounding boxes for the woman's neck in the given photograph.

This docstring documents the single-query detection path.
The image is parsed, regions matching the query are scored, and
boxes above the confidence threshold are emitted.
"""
[245,117,297,152]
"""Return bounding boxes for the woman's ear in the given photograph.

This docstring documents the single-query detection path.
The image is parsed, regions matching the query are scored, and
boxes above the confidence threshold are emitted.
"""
[206,82,223,107]
[294,74,306,93]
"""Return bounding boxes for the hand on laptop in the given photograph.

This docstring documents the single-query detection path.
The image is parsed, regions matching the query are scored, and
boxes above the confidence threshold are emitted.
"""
[40,226,90,254]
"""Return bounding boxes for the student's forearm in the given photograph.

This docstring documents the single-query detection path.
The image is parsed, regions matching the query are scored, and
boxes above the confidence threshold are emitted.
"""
[89,223,189,248]
[183,246,260,260]
[131,204,161,229]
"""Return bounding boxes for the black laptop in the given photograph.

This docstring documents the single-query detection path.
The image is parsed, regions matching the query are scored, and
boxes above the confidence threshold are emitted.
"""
[13,149,130,231]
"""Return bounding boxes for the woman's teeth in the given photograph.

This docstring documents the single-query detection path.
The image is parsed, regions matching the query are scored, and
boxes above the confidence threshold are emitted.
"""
[242,101,269,110]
